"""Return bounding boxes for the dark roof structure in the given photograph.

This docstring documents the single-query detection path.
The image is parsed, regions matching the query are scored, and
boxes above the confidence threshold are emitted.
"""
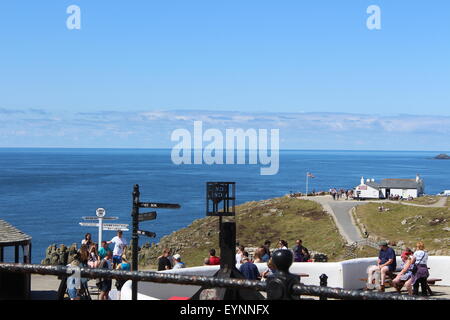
[379,179,421,189]
[0,219,32,247]
[365,181,381,189]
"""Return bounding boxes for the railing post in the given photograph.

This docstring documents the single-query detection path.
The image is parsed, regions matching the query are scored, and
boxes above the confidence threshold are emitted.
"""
[319,274,328,300]
[266,250,300,300]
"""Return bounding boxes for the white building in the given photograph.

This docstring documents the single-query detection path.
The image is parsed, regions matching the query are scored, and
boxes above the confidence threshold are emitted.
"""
[354,175,424,199]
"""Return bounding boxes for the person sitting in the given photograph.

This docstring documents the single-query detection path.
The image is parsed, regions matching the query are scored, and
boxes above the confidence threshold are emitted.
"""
[253,247,265,263]
[81,233,93,247]
[366,240,396,292]
[87,244,100,268]
[261,258,277,280]
[66,258,82,300]
[208,249,220,265]
[239,252,261,280]
[115,254,131,299]
[392,250,414,295]
[203,258,211,266]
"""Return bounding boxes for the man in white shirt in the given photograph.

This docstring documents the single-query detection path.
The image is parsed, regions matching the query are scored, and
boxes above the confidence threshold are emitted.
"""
[107,230,127,268]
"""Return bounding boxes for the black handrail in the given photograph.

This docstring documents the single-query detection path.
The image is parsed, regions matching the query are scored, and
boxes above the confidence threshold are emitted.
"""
[0,263,437,300]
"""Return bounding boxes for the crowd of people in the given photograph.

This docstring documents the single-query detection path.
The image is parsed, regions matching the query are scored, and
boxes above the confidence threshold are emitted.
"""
[66,231,129,300]
[329,188,354,200]
[366,240,430,296]
[196,239,311,281]
[67,230,432,299]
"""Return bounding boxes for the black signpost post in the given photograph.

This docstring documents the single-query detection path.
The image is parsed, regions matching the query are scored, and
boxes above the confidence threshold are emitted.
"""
[192,182,264,300]
[130,184,180,300]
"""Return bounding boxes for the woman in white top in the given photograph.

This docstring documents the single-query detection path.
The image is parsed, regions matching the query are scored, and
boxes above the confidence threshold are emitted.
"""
[278,240,288,250]
[410,241,429,296]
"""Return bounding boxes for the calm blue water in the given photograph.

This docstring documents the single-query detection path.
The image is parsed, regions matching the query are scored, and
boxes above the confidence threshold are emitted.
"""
[0,148,449,262]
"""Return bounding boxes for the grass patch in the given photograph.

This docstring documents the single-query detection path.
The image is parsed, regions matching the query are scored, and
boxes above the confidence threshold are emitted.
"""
[354,202,450,254]
[402,196,441,206]
[140,197,347,268]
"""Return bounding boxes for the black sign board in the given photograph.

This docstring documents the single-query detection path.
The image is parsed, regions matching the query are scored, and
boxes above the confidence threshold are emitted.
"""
[206,182,236,216]
[139,202,181,209]
[137,230,156,238]
[138,211,157,222]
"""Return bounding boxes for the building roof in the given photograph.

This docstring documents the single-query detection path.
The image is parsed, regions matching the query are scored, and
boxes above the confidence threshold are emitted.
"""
[365,181,381,189]
[0,219,32,246]
[379,179,421,190]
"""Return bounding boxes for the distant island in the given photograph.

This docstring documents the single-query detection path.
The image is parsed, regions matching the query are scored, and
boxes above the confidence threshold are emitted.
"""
[434,154,450,160]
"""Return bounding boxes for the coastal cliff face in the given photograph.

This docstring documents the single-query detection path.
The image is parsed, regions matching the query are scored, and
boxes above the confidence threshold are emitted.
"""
[42,197,344,267]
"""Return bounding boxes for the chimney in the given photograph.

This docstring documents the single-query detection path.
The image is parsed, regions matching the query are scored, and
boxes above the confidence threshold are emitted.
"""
[416,174,420,183]
[361,177,365,185]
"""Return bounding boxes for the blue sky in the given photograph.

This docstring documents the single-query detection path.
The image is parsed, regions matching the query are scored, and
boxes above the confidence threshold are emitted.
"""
[0,1,449,149]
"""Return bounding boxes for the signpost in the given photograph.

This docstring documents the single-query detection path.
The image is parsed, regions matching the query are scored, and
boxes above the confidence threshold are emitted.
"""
[137,211,157,222]
[130,184,181,300]
[137,230,156,238]
[193,182,263,300]
[78,208,128,244]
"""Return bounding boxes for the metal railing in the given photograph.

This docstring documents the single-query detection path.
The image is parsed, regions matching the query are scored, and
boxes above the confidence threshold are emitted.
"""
[0,263,440,300]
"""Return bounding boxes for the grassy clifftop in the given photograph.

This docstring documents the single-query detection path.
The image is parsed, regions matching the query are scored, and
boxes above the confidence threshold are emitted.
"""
[138,197,347,268]
[354,201,450,255]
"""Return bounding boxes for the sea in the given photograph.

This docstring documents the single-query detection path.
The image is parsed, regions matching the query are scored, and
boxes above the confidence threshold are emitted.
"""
[0,148,449,262]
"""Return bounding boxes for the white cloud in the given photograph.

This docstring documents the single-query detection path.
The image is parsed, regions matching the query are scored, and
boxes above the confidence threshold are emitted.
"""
[1,108,450,150]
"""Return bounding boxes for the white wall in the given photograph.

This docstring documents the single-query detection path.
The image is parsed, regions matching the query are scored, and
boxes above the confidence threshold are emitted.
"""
[121,256,450,299]
[389,188,418,198]
[355,185,380,199]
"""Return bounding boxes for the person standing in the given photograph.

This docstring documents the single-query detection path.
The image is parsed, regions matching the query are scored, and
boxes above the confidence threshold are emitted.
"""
[292,239,310,262]
[98,251,113,300]
[157,248,172,271]
[107,230,128,268]
[410,241,429,296]
[277,240,288,250]
[98,241,112,260]
[235,245,245,265]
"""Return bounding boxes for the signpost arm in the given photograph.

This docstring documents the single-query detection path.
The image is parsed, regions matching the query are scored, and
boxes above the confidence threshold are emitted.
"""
[131,184,140,301]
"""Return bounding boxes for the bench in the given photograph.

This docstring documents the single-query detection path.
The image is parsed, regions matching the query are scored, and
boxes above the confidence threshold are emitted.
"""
[359,276,442,295]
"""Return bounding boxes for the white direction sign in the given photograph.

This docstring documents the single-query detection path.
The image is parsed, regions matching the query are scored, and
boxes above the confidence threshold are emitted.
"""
[79,222,129,231]
[79,208,128,243]
[82,216,119,221]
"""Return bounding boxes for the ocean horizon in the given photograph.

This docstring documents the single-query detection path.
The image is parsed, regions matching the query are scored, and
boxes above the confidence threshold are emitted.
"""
[0,148,449,262]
